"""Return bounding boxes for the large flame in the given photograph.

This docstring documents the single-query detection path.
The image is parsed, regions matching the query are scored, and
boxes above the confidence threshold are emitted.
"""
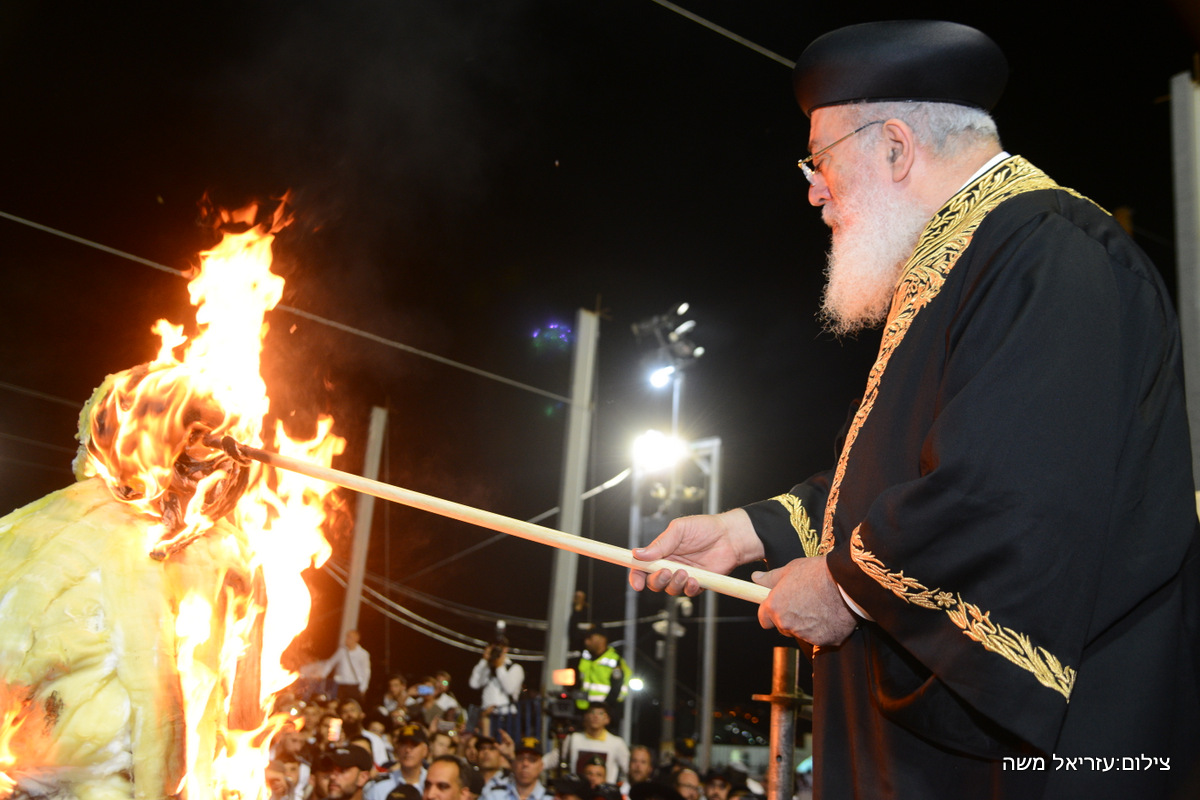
[0,197,344,797]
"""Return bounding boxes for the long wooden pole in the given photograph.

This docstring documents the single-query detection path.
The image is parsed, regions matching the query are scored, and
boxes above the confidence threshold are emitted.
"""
[233,441,768,606]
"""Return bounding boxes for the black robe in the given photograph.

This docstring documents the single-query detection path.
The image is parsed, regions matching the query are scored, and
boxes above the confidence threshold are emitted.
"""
[743,157,1200,799]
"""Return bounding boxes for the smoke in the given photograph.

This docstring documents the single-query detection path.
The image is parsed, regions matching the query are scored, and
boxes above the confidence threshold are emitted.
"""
[205,2,539,224]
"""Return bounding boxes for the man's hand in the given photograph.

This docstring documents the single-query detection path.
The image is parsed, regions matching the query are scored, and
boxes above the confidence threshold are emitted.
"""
[497,729,515,762]
[629,509,765,596]
[752,555,858,646]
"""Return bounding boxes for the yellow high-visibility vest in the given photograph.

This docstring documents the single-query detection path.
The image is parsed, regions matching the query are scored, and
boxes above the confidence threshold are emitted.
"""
[576,646,629,709]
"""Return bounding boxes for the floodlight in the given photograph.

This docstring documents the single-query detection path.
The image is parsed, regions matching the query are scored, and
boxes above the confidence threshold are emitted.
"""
[649,364,676,388]
[633,430,688,473]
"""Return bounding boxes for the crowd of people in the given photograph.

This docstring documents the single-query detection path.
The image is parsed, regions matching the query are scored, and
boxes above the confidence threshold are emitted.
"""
[264,631,771,800]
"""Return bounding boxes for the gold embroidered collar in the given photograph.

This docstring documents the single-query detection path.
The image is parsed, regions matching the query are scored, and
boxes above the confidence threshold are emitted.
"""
[819,155,1062,554]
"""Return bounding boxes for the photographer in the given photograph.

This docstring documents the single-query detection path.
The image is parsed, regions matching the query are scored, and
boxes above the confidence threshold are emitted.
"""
[469,636,525,740]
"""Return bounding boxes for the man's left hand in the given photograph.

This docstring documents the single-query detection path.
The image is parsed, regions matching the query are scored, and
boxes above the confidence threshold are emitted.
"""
[752,555,859,646]
[498,729,515,761]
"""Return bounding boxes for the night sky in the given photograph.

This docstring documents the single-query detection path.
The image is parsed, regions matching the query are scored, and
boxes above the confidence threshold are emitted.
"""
[1,0,1197,746]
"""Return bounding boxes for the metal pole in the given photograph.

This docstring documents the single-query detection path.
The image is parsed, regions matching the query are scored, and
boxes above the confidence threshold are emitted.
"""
[752,647,801,800]
[339,405,388,640]
[622,463,643,744]
[697,437,722,771]
[543,309,601,698]
[661,370,684,758]
[661,595,679,758]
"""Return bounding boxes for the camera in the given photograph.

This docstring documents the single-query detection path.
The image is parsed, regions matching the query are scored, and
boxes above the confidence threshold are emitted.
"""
[484,637,508,661]
[545,690,585,721]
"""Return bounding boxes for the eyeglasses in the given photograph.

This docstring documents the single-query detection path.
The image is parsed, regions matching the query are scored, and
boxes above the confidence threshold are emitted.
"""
[797,120,884,184]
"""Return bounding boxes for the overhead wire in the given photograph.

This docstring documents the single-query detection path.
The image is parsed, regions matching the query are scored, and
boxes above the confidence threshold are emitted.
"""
[647,0,796,68]
[0,380,82,409]
[395,468,631,585]
[0,210,571,405]
[0,431,77,454]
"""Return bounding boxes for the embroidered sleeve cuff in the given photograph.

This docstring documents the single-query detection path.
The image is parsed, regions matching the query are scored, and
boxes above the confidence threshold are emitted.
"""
[743,481,828,565]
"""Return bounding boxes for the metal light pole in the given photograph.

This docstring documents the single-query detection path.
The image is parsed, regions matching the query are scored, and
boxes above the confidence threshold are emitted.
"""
[622,460,644,744]
[629,301,706,754]
[543,309,601,701]
[691,436,723,771]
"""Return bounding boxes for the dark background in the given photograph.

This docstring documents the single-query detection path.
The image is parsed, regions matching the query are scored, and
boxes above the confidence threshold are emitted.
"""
[1,0,1197,747]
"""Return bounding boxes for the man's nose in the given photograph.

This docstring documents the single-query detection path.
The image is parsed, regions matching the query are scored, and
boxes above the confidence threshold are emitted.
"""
[808,176,830,207]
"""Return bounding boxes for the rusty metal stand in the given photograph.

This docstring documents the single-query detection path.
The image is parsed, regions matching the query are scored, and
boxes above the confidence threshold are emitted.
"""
[752,647,812,800]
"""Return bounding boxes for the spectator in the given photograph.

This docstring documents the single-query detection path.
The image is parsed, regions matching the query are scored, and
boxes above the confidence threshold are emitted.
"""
[270,723,311,798]
[309,755,334,800]
[701,769,735,800]
[574,626,628,728]
[378,674,410,725]
[301,702,326,744]
[339,698,393,770]
[318,746,374,800]
[430,730,458,758]
[365,723,430,800]
[266,758,295,800]
[672,770,700,800]
[581,756,606,789]
[469,637,525,740]
[272,720,308,762]
[552,775,588,800]
[625,745,654,793]
[461,733,480,766]
[543,703,628,785]
[434,671,463,730]
[474,735,507,793]
[409,674,461,733]
[310,631,371,703]
[389,787,424,800]
[424,755,476,800]
[310,713,349,758]
[482,737,547,800]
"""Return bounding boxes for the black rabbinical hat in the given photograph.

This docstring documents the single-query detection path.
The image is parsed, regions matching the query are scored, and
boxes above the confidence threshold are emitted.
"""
[792,20,1008,117]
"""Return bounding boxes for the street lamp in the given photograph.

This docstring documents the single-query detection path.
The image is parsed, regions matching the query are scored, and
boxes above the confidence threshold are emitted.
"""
[625,303,707,748]
[624,428,689,743]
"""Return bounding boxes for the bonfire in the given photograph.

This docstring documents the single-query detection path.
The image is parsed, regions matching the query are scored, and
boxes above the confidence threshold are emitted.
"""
[0,198,344,799]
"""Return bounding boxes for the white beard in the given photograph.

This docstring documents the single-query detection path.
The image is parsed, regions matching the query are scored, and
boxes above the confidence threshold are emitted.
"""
[818,173,933,337]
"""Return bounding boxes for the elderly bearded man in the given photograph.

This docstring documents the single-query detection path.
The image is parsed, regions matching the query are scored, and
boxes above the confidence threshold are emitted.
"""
[632,20,1200,800]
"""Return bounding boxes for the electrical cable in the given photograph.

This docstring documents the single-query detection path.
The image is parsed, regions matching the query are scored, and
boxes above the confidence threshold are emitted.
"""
[0,210,570,405]
[0,431,77,454]
[395,468,630,585]
[0,380,81,409]
[647,0,795,68]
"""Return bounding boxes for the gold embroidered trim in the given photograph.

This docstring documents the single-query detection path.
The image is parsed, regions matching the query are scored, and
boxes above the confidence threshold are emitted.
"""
[821,156,1089,700]
[851,530,1077,700]
[771,493,820,558]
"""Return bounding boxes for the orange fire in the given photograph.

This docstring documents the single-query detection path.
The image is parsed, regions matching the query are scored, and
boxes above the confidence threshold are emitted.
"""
[0,197,344,797]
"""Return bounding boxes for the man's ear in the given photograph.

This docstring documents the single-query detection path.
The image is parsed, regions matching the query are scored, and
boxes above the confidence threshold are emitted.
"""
[882,119,916,182]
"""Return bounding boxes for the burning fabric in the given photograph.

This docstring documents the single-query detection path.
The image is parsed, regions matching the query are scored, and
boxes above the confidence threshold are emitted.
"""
[0,200,344,799]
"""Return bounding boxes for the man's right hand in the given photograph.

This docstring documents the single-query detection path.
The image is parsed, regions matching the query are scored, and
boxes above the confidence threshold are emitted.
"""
[628,508,765,596]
